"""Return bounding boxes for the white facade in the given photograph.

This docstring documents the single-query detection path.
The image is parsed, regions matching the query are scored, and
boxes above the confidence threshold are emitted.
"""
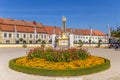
[1,31,49,44]
[73,34,108,43]
[69,33,74,48]
[1,30,108,44]
[52,34,56,48]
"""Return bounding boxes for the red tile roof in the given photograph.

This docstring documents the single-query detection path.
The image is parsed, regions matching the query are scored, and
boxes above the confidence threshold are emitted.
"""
[83,29,90,35]
[0,18,46,33]
[0,18,106,36]
[0,18,43,27]
[44,26,62,35]
[66,28,106,36]
[0,24,46,33]
[92,30,106,36]
[0,18,25,26]
[0,24,14,32]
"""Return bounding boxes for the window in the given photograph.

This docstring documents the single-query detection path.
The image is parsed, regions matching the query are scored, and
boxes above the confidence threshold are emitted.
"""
[23,41,26,44]
[17,34,19,38]
[44,35,46,39]
[49,35,51,38]
[4,33,7,38]
[41,34,43,39]
[16,41,19,44]
[23,34,26,38]
[6,40,10,43]
[9,33,12,38]
[98,37,100,39]
[86,37,88,39]
[29,41,32,44]
[30,34,32,38]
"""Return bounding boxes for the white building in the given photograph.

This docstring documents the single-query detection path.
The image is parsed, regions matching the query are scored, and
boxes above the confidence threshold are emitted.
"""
[0,18,108,44]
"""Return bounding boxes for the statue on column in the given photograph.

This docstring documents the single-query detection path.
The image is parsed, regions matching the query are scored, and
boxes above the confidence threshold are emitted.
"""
[56,16,69,48]
[62,16,66,32]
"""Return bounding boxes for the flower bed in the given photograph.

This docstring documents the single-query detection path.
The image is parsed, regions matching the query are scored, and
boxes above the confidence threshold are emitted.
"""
[27,48,89,62]
[9,48,110,76]
[15,56,105,70]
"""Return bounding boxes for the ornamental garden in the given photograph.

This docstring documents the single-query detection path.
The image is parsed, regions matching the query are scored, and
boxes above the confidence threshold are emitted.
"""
[9,47,110,76]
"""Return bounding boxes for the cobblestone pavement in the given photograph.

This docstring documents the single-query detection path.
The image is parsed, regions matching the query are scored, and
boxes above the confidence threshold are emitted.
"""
[0,48,120,80]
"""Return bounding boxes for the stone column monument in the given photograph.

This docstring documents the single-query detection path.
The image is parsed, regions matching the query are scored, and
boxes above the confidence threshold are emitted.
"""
[62,16,66,32]
[56,16,69,48]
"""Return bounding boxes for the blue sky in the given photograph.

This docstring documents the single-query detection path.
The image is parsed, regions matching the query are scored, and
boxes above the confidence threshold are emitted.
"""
[0,0,120,33]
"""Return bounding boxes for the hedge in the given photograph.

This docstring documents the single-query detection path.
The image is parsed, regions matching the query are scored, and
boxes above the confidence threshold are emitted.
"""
[9,58,110,76]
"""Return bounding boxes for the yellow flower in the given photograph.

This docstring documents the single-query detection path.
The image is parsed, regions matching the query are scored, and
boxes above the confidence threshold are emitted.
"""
[15,56,105,70]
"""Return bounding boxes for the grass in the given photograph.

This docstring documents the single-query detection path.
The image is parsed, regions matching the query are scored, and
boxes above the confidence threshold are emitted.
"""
[9,58,110,76]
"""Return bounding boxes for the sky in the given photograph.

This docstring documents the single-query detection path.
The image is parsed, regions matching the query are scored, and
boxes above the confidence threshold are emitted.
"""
[0,0,120,33]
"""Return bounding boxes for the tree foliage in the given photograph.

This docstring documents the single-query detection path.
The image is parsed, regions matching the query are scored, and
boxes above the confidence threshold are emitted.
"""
[111,26,120,38]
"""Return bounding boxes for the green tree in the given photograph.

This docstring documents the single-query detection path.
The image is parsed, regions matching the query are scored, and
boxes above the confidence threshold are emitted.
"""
[37,39,41,43]
[19,38,23,42]
[41,40,46,48]
[78,40,83,47]
[98,39,102,48]
[111,26,120,38]
[89,39,91,44]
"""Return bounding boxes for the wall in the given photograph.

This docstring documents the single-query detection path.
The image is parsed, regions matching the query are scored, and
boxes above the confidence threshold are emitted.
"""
[0,43,108,48]
[74,43,109,48]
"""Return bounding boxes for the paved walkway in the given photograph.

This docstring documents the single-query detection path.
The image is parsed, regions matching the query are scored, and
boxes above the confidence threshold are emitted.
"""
[0,48,120,80]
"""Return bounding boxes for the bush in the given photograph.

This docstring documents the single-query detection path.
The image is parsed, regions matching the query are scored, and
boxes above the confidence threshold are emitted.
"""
[78,40,83,47]
[41,40,46,48]
[27,48,89,62]
[98,39,102,48]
